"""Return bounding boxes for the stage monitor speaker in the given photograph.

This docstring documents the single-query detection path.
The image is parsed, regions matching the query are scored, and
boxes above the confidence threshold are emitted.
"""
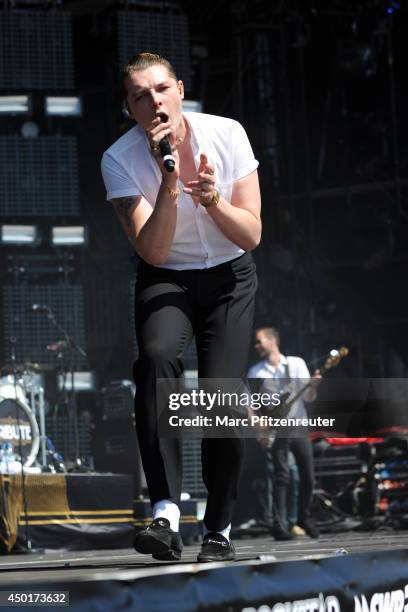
[93,380,145,495]
[100,380,135,421]
[92,419,146,496]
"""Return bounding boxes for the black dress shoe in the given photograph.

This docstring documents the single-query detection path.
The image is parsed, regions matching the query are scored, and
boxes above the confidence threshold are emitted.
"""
[273,524,294,541]
[134,518,183,560]
[298,518,320,539]
[197,532,235,562]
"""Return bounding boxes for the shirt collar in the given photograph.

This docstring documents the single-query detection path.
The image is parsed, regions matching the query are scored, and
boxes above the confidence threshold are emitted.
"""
[263,354,287,373]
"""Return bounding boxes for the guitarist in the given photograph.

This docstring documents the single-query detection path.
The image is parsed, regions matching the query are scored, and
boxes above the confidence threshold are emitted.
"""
[248,327,322,539]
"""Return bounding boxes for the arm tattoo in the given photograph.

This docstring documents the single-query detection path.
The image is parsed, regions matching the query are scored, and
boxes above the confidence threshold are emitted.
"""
[112,197,138,228]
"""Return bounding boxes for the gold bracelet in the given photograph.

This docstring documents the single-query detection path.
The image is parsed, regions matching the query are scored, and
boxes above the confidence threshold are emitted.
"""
[201,189,220,208]
[162,181,180,199]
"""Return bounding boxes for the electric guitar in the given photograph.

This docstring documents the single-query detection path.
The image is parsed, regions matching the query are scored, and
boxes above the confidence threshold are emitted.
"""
[257,346,349,446]
[278,346,349,416]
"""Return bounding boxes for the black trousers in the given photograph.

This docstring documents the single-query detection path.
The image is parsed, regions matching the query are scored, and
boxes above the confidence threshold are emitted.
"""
[272,434,315,529]
[133,252,257,531]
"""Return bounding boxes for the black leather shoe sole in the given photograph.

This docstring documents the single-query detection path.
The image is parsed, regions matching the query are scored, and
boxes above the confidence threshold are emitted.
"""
[152,547,182,561]
[197,550,235,562]
[197,542,236,562]
[135,530,183,560]
[134,531,171,555]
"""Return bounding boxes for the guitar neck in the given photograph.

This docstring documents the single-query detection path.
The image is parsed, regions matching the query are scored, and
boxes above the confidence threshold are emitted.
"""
[283,348,347,412]
[283,380,312,412]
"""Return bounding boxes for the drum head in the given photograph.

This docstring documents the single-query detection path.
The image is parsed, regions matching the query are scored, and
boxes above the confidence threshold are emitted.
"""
[0,377,26,404]
[0,396,40,467]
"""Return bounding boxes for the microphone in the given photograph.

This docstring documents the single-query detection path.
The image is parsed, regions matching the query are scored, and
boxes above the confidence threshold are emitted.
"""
[31,304,50,313]
[158,114,175,172]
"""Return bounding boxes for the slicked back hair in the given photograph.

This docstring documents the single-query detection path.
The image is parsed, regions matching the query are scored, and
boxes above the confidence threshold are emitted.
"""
[121,52,178,98]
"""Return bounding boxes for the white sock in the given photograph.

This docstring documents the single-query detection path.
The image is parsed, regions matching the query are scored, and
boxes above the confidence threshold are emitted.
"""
[152,499,180,532]
[203,523,231,541]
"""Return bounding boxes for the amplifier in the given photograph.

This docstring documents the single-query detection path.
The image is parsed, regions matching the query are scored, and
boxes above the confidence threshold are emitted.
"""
[92,419,146,496]
[101,380,135,421]
[94,378,142,494]
[313,439,370,498]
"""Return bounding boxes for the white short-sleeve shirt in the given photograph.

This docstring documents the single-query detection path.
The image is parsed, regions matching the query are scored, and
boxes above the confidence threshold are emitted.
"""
[247,355,315,419]
[101,112,259,270]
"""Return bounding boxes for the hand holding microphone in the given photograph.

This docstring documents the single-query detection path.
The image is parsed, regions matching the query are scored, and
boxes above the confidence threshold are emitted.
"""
[148,114,178,175]
[158,114,175,172]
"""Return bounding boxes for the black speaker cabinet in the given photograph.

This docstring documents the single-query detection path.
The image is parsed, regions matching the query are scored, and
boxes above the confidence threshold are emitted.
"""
[92,417,146,496]
[94,381,146,495]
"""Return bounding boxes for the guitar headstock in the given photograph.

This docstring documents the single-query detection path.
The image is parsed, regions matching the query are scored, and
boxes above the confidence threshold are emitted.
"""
[322,346,349,371]
[339,346,349,358]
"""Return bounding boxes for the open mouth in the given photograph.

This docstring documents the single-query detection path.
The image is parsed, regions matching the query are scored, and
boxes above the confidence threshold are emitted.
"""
[156,112,168,123]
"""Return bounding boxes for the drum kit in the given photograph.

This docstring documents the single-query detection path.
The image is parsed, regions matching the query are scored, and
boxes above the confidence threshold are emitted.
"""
[0,306,87,476]
[0,361,50,472]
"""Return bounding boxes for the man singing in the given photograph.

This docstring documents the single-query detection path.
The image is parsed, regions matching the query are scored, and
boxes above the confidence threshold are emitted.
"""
[101,53,261,562]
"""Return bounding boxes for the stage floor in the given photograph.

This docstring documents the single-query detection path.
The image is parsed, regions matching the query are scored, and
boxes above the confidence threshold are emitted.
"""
[1,528,408,585]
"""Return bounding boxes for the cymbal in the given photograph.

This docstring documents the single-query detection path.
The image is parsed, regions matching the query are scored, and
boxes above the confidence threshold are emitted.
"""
[0,362,52,375]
